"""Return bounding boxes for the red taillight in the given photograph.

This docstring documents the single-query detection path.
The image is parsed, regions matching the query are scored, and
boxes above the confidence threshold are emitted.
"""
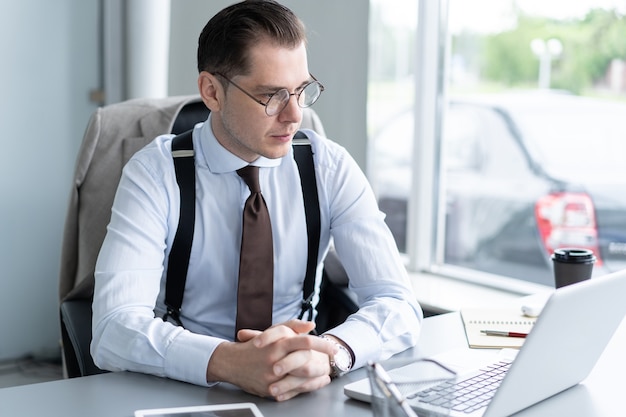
[534,192,603,266]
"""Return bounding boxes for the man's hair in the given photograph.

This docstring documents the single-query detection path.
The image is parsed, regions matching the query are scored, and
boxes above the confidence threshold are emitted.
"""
[197,0,306,77]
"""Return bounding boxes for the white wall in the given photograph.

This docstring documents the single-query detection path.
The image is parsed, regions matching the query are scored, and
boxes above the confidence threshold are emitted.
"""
[0,0,100,360]
[0,0,368,361]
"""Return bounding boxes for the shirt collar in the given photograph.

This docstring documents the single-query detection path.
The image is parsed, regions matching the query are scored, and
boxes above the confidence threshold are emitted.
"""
[197,113,283,173]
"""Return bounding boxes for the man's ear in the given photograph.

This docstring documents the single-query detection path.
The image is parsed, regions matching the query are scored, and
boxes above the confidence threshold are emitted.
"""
[198,71,223,112]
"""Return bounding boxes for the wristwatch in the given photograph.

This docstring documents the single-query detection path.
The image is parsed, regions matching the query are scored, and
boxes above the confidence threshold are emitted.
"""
[321,335,353,378]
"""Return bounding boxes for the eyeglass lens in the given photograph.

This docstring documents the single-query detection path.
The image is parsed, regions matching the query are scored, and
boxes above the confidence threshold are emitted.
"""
[266,81,322,116]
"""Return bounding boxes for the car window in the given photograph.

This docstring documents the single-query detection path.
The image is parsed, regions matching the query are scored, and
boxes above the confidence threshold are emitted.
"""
[445,106,483,172]
[515,102,626,174]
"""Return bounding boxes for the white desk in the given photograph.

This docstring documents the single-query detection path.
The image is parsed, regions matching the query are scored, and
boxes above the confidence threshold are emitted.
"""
[2,312,625,417]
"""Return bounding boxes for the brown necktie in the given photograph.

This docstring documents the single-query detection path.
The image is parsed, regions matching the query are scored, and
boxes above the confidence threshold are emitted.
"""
[235,166,273,339]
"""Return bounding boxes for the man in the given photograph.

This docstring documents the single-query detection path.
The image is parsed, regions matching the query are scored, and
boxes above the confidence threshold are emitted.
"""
[92,0,422,402]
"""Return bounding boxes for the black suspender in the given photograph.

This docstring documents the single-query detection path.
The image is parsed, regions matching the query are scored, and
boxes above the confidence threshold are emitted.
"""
[163,130,321,328]
[292,131,320,322]
[163,130,195,327]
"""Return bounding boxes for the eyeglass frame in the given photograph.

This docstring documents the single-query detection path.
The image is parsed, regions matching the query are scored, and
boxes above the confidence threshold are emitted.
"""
[215,72,325,116]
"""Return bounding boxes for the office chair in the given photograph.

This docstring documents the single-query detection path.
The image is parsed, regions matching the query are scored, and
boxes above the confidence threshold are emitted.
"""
[58,95,356,378]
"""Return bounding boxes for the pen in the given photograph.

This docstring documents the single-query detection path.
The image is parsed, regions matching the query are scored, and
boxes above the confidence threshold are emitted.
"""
[369,363,419,417]
[480,330,528,338]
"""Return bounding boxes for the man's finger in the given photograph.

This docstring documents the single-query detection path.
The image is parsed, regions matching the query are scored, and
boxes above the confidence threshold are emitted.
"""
[270,374,332,402]
[253,320,315,348]
[237,329,262,342]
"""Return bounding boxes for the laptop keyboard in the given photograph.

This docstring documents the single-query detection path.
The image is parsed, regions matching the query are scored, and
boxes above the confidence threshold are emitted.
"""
[408,359,512,414]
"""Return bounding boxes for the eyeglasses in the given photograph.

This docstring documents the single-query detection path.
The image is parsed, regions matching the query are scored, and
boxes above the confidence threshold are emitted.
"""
[216,72,324,116]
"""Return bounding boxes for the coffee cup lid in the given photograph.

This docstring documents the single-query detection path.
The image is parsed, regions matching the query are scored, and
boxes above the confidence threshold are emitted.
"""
[552,248,596,263]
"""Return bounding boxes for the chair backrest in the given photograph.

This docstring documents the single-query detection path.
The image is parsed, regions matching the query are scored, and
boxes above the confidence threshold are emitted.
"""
[58,95,330,377]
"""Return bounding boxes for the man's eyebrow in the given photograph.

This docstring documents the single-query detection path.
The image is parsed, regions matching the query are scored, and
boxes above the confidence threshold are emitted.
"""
[256,78,312,91]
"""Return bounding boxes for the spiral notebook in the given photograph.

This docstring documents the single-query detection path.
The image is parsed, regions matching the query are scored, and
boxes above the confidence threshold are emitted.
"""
[461,308,536,349]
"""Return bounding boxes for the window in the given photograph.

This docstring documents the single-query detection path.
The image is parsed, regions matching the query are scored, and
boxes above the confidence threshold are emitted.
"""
[368,0,626,292]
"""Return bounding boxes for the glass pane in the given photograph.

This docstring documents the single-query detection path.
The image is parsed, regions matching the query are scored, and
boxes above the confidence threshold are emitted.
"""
[368,0,417,254]
[444,1,626,286]
[369,0,626,288]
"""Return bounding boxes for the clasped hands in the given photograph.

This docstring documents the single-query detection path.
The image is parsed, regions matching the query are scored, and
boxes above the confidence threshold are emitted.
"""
[206,319,339,401]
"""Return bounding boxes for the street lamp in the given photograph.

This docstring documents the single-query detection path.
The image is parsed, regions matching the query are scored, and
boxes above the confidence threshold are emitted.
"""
[530,38,563,89]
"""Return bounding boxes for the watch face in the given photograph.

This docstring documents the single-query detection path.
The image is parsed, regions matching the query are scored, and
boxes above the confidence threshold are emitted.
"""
[335,346,352,371]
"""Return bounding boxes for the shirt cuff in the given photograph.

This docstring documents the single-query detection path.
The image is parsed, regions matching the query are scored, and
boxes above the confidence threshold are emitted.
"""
[164,330,222,386]
[325,320,382,370]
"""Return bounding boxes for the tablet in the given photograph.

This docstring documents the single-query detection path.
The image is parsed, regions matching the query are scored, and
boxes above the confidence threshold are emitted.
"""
[134,403,264,417]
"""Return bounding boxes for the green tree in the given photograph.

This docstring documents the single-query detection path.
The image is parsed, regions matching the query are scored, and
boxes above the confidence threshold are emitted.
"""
[458,8,626,94]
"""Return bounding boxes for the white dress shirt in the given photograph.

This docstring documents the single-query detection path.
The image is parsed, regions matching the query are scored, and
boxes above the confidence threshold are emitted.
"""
[92,115,423,386]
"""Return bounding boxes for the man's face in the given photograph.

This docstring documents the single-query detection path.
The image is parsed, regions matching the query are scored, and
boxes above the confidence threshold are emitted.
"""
[210,41,311,162]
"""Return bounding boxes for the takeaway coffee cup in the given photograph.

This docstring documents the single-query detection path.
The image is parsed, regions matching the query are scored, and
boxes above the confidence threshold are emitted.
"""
[551,248,596,288]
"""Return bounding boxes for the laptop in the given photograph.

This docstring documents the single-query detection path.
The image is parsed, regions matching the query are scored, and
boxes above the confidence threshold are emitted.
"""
[344,268,626,417]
